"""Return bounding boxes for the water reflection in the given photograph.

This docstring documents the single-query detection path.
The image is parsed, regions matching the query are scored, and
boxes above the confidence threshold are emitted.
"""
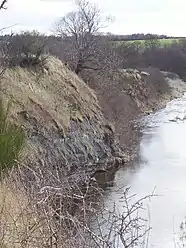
[104,94,186,248]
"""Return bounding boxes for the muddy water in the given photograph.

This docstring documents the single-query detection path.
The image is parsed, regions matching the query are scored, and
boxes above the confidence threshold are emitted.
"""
[104,93,186,248]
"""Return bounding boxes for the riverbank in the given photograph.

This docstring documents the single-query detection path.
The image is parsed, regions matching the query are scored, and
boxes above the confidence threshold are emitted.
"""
[1,59,185,181]
[84,67,186,170]
[1,57,186,248]
[103,92,186,248]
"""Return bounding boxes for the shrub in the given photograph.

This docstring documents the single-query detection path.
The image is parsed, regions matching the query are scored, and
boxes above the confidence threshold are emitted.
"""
[3,31,48,70]
[0,99,26,175]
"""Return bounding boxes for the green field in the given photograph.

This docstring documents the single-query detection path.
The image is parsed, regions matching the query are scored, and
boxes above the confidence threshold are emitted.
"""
[128,38,180,44]
[115,38,183,47]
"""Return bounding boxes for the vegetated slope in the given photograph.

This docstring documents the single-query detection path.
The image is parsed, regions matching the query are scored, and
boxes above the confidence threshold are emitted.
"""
[0,56,123,181]
[0,57,126,247]
[83,67,175,154]
[0,57,183,248]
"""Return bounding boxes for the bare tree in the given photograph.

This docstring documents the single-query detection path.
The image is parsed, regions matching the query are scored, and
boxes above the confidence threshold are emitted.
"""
[54,0,110,74]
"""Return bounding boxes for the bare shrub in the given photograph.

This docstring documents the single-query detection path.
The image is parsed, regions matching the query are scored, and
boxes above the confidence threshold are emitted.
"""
[0,178,58,248]
[113,42,144,69]
[89,188,152,248]
[3,31,48,71]
[12,160,153,248]
[143,46,186,79]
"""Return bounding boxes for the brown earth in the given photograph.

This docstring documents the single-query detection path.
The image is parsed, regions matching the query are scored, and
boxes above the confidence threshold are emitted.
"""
[82,67,176,159]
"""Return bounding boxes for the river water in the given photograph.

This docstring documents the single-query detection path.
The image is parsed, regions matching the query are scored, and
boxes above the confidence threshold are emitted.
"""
[103,93,186,248]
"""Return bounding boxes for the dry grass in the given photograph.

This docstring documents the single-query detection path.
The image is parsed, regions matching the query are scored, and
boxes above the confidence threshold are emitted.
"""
[0,180,47,248]
[0,55,153,248]
[0,57,106,247]
[0,175,152,248]
[0,56,101,131]
[0,174,97,248]
[0,56,105,170]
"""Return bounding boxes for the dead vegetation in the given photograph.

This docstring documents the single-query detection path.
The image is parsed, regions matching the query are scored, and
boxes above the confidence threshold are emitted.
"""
[0,172,152,248]
[0,31,48,72]
[84,67,172,153]
[0,56,101,130]
[0,1,178,248]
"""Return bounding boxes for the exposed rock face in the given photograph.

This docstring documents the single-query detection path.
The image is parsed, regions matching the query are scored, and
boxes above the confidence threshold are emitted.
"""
[26,117,122,175]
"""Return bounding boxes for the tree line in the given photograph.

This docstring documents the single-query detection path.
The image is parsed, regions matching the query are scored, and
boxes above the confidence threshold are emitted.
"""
[109,33,185,41]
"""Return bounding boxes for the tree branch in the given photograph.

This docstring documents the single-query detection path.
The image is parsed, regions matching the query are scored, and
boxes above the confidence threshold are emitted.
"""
[0,0,7,10]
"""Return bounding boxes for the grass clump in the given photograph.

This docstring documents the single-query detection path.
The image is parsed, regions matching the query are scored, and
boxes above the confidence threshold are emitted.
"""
[0,99,26,174]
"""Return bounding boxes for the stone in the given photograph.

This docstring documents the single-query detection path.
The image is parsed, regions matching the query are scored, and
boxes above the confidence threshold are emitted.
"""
[140,71,150,76]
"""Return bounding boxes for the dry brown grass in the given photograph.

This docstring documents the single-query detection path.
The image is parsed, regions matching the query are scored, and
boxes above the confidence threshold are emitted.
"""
[0,56,105,247]
[0,56,106,171]
[0,180,48,248]
[0,172,99,248]
[0,55,153,248]
[0,175,152,248]
[0,56,101,131]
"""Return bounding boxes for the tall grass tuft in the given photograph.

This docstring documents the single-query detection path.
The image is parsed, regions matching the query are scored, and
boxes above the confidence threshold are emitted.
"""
[0,99,26,174]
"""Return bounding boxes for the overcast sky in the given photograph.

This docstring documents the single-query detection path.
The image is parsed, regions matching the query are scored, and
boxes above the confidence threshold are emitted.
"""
[0,0,185,36]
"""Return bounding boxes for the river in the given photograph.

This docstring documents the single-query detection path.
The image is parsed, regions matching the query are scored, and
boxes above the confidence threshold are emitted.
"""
[102,92,186,248]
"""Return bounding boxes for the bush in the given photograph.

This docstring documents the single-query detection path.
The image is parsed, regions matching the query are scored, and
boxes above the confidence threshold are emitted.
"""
[0,99,26,174]
[143,41,186,79]
[2,31,48,70]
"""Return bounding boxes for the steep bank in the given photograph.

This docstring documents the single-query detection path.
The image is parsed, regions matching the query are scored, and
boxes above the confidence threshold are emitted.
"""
[0,59,183,183]
[83,67,185,158]
[0,58,184,248]
[0,57,124,183]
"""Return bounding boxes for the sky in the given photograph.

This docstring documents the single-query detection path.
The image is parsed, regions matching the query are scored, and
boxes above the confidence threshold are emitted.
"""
[0,0,186,36]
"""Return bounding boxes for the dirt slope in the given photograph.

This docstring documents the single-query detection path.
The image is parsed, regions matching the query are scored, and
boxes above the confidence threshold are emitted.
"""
[83,67,174,153]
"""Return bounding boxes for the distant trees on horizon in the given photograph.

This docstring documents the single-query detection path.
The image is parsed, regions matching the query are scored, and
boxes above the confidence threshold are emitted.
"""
[107,33,185,41]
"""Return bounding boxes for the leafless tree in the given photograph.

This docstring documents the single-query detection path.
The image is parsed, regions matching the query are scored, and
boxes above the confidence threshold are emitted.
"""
[54,0,111,74]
